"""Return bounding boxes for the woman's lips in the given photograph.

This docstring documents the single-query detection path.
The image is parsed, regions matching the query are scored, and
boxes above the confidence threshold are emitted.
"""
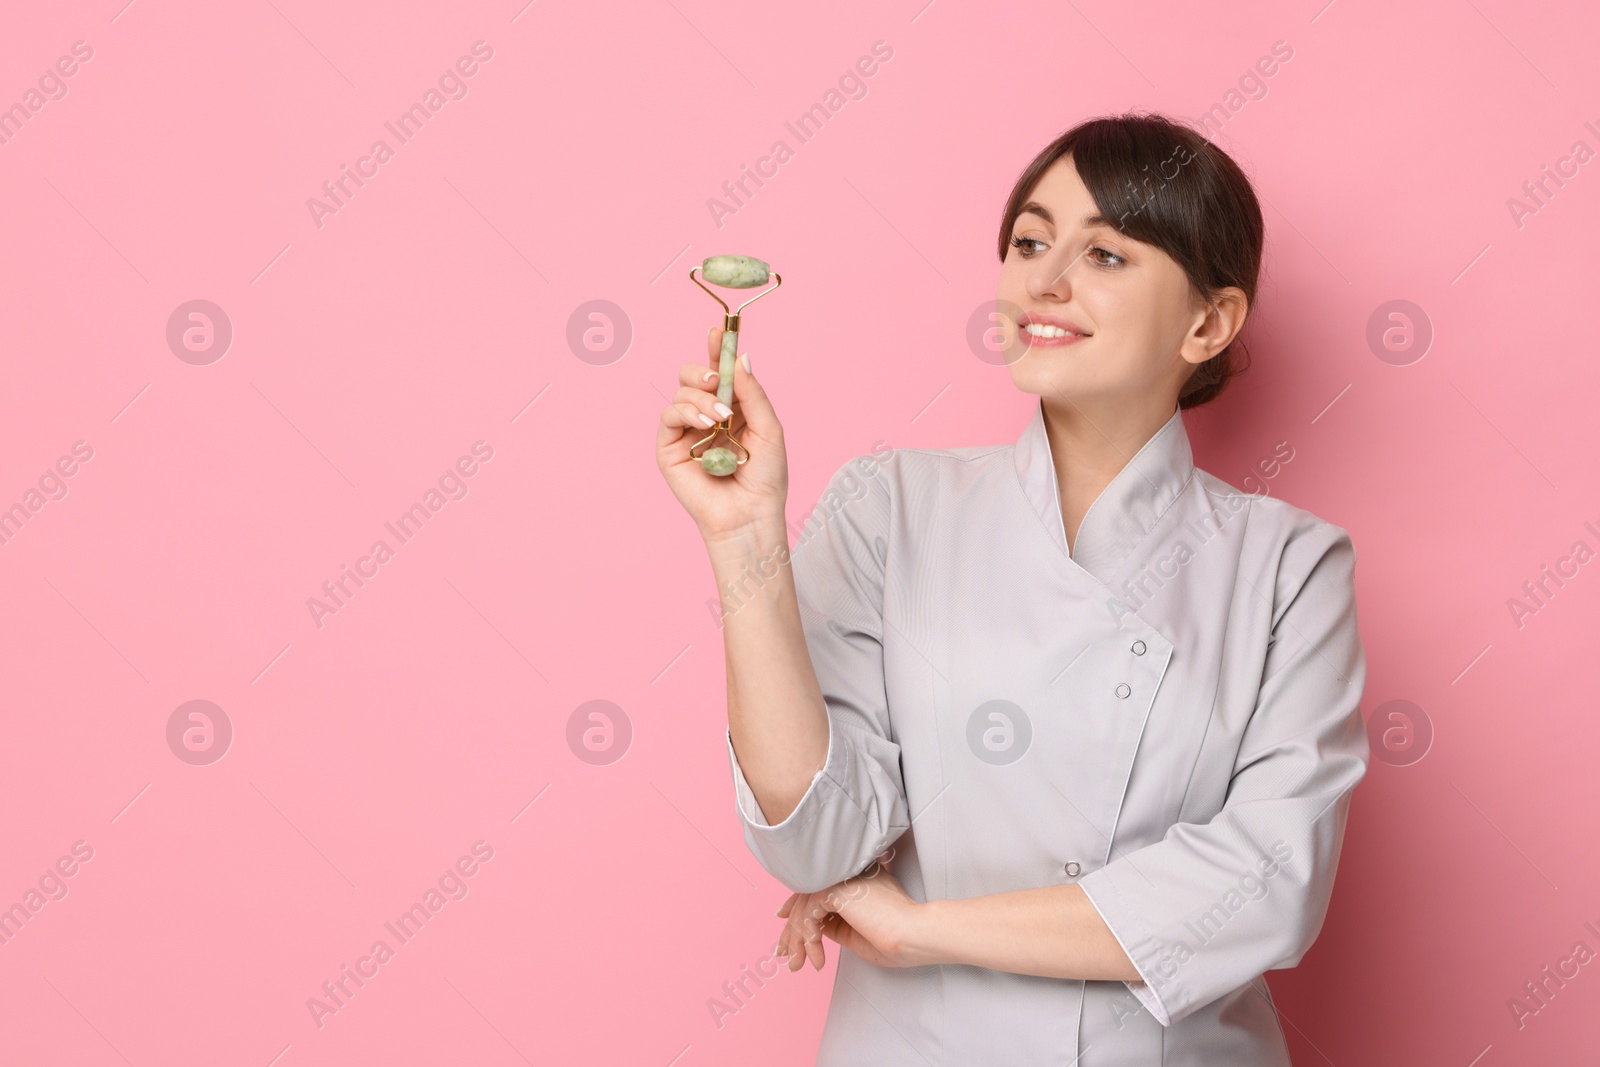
[1019,326,1089,348]
[1016,313,1092,348]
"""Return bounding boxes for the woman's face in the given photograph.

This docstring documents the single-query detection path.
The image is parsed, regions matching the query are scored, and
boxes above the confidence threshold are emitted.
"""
[996,154,1230,412]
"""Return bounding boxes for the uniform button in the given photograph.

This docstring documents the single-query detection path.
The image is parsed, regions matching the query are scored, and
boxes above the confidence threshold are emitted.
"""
[1115,683,1131,699]
[1131,640,1146,655]
[1064,861,1081,877]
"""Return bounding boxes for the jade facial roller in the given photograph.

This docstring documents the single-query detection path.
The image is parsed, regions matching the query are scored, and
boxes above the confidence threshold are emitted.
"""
[688,254,782,475]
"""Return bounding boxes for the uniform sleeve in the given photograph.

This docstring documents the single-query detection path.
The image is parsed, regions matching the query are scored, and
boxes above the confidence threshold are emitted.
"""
[724,452,912,894]
[1077,520,1369,1027]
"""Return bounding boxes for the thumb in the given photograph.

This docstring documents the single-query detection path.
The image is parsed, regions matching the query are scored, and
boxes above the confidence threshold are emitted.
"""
[730,351,780,436]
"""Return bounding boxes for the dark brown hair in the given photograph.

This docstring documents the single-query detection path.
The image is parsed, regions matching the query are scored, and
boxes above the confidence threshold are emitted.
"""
[996,111,1263,408]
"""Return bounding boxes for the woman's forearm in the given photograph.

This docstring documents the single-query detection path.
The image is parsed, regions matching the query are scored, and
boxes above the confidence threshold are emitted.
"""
[707,516,830,826]
[911,883,1142,983]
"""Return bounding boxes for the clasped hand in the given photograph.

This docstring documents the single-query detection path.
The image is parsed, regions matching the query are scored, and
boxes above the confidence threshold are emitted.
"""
[774,858,935,972]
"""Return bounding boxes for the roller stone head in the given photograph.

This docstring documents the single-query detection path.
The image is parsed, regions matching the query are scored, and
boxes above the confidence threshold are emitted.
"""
[700,254,770,288]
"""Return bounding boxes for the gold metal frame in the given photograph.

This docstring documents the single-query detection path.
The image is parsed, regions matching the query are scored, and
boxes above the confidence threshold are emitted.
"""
[689,266,783,333]
[687,266,783,466]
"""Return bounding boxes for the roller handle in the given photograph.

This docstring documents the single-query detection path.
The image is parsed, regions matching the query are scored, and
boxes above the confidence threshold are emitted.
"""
[715,328,738,409]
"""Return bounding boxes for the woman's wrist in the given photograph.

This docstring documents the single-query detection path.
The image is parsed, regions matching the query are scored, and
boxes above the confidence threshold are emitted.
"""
[900,897,952,968]
[889,886,1143,982]
[704,514,791,575]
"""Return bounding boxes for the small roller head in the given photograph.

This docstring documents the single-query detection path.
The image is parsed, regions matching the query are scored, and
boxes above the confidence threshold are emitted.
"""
[700,447,739,476]
[700,254,770,288]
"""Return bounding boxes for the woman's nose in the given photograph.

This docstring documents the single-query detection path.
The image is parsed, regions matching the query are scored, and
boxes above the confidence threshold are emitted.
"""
[1026,250,1074,301]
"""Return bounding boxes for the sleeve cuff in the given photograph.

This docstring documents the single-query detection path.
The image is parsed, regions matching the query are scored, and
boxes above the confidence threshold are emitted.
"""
[724,712,840,833]
[1079,866,1177,1027]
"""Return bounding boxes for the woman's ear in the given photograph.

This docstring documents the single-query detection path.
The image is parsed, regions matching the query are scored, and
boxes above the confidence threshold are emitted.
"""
[1181,286,1249,366]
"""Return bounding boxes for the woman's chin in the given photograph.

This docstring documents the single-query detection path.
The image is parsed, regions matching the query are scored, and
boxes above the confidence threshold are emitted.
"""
[1007,364,1097,399]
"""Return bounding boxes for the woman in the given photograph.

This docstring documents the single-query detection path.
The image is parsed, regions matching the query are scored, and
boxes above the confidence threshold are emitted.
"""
[656,112,1369,1065]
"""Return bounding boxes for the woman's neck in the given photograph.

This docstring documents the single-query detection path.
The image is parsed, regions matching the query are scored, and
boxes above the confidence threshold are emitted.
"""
[1039,396,1178,554]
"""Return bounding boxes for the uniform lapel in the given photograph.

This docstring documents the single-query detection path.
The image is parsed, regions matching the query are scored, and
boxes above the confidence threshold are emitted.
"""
[1011,395,1196,589]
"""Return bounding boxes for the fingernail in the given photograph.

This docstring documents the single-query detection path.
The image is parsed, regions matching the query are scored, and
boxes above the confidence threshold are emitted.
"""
[703,370,718,382]
[698,413,716,427]
[740,352,753,374]
[713,402,733,419]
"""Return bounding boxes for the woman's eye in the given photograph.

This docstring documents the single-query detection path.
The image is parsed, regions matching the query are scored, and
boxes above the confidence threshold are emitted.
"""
[1010,235,1124,267]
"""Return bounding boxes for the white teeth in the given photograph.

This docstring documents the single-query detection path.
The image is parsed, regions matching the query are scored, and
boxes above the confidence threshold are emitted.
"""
[1024,322,1081,338]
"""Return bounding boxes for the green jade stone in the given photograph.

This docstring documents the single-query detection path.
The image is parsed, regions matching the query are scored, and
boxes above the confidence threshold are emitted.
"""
[715,327,738,407]
[701,254,770,288]
[701,446,739,476]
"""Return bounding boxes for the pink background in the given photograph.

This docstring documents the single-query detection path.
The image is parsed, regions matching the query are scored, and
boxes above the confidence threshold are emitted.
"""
[2,0,1597,1063]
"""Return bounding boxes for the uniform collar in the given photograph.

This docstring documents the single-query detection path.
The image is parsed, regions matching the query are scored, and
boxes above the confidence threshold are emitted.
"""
[1012,395,1195,577]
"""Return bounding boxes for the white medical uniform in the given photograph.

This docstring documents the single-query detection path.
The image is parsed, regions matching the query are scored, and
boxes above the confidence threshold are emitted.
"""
[725,396,1369,1065]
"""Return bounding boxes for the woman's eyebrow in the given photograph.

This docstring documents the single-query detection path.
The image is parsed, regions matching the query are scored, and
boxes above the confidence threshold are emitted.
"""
[1017,202,1112,229]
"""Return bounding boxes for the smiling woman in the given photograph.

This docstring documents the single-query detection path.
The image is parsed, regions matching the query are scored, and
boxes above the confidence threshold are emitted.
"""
[658,110,1367,1067]
[995,113,1263,415]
